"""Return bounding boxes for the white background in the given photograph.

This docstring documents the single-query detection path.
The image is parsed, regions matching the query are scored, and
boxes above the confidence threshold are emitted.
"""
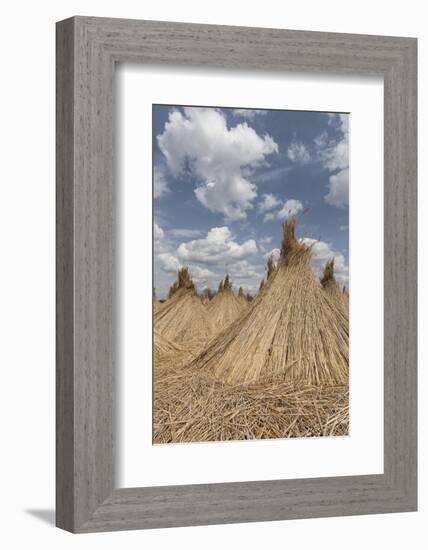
[118,67,384,487]
[0,1,425,549]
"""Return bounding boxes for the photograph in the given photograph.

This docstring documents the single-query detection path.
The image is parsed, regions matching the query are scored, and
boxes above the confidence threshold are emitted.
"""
[152,104,350,444]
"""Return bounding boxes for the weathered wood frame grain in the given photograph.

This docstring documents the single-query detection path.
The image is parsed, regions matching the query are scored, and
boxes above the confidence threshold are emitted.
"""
[56,16,417,533]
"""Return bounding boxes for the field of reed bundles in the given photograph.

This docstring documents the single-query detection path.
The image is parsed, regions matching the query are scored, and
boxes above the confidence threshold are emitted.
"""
[153,217,349,444]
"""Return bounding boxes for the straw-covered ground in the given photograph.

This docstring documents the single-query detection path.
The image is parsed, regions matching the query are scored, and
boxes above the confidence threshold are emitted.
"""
[153,365,349,443]
[153,217,349,444]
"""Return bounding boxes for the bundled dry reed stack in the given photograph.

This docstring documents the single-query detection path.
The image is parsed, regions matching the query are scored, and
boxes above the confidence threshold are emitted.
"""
[168,280,179,299]
[192,217,349,386]
[320,259,343,301]
[153,329,194,372]
[155,267,214,351]
[154,329,182,360]
[320,259,348,314]
[237,286,248,307]
[267,254,276,279]
[208,274,246,333]
[257,254,276,297]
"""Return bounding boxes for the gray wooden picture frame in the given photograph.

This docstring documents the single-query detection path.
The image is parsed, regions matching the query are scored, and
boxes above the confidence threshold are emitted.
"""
[56,16,417,533]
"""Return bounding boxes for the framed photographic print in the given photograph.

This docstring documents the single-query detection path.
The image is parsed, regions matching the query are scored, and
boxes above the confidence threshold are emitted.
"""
[56,17,417,532]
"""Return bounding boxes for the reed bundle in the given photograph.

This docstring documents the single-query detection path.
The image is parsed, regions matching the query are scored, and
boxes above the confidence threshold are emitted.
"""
[154,330,197,373]
[267,253,276,279]
[237,286,248,307]
[320,258,347,311]
[207,274,246,333]
[155,268,214,351]
[191,217,349,386]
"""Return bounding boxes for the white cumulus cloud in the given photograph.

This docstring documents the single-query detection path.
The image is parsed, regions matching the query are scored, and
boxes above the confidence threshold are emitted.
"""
[157,107,278,222]
[287,140,311,163]
[153,164,169,199]
[263,199,303,223]
[266,248,281,263]
[277,199,304,220]
[154,222,164,242]
[317,114,349,208]
[228,260,263,283]
[177,226,257,266]
[190,265,217,283]
[168,228,202,239]
[258,193,281,213]
[156,253,181,273]
[325,168,349,208]
[263,212,275,223]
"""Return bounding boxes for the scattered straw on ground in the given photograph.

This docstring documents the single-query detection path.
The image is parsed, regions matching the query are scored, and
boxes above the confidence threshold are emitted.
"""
[153,366,349,443]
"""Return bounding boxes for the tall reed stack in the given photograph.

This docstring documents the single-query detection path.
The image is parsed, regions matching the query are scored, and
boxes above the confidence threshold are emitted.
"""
[237,286,248,307]
[208,274,245,333]
[320,259,347,314]
[154,267,214,351]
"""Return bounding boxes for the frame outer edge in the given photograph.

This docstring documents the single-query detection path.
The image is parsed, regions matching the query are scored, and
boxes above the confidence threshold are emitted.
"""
[55,16,418,532]
[383,38,417,511]
[56,16,76,532]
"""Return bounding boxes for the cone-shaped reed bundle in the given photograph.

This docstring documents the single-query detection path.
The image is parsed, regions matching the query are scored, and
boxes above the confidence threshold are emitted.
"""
[155,268,214,350]
[168,281,179,299]
[153,330,195,373]
[208,275,246,333]
[192,217,349,386]
[223,274,232,291]
[237,286,248,307]
[320,259,343,300]
[154,329,183,360]
[267,254,276,279]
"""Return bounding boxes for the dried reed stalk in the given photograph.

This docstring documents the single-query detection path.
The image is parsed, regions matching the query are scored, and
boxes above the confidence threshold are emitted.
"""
[153,366,348,443]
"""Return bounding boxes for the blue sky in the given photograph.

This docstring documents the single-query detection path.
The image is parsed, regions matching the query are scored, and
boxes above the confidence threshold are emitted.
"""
[153,105,349,299]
